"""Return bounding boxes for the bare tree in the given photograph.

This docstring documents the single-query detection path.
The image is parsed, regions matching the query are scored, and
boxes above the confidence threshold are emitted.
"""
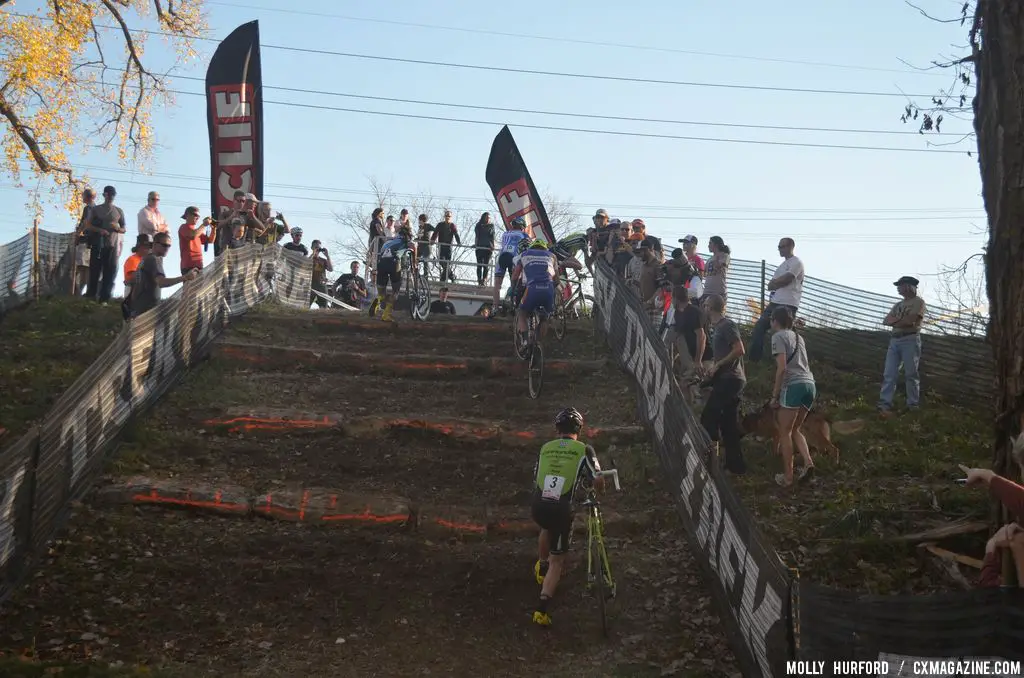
[330,177,448,274]
[538,190,582,240]
[929,252,988,337]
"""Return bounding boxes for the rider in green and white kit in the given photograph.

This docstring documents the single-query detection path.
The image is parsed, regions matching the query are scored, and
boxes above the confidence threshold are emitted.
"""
[530,407,605,627]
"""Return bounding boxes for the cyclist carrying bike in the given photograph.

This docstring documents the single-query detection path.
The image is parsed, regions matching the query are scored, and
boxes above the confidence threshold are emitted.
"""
[511,238,558,350]
[369,224,415,322]
[531,407,605,627]
[491,216,530,315]
[552,230,593,272]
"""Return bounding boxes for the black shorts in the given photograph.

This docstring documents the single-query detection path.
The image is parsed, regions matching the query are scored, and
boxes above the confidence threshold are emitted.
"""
[376,261,401,293]
[531,496,573,555]
[495,252,515,278]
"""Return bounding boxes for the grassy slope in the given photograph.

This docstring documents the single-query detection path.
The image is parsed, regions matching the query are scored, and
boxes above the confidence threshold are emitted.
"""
[730,350,993,594]
[0,298,123,442]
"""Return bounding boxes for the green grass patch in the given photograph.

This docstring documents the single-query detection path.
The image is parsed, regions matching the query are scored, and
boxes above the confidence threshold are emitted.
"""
[730,355,992,593]
[0,298,123,441]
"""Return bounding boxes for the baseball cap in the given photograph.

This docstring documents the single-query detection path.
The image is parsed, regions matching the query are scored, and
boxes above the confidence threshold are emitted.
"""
[894,276,920,287]
[131,233,152,252]
[608,218,622,227]
[244,193,257,202]
[632,218,645,228]
[181,206,200,219]
[679,234,698,245]
[102,185,116,197]
[595,209,608,218]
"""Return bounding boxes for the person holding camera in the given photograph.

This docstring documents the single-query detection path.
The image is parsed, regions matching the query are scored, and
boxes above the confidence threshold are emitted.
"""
[309,240,333,308]
[333,260,368,307]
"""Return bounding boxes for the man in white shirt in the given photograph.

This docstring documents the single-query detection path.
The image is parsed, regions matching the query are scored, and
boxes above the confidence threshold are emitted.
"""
[138,191,169,238]
[748,237,804,362]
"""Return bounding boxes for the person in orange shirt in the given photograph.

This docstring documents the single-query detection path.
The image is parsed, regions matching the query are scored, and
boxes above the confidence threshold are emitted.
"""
[121,234,152,320]
[178,206,211,275]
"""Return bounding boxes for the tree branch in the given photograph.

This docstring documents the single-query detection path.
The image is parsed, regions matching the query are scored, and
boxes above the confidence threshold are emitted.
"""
[0,91,75,183]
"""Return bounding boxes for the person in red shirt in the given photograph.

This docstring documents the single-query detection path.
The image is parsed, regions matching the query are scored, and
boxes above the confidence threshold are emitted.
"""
[178,206,211,275]
[963,464,1024,587]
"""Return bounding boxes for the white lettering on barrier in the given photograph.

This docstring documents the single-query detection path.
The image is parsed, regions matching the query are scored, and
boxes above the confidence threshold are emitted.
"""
[678,385,782,678]
[64,352,132,488]
[0,465,27,570]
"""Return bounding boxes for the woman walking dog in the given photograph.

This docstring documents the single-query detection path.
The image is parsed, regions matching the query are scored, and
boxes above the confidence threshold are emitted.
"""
[769,306,817,487]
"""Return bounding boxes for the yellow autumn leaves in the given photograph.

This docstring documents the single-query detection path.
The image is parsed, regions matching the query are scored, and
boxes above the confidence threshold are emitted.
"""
[0,0,207,216]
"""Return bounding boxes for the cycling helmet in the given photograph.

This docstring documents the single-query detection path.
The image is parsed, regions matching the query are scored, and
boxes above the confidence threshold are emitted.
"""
[529,239,549,250]
[516,237,532,255]
[510,217,526,230]
[554,407,584,433]
[291,227,303,236]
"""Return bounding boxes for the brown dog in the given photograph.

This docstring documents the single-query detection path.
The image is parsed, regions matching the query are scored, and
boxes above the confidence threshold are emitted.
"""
[737,402,864,464]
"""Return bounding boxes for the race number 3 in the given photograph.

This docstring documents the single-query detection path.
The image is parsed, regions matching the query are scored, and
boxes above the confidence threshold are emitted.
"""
[542,474,566,500]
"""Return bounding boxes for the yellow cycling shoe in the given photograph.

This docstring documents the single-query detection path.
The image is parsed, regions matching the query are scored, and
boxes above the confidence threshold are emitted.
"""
[381,303,394,322]
[532,611,552,627]
[533,560,548,585]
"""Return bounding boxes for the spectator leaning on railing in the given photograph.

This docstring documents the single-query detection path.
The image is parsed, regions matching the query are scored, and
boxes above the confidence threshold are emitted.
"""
[878,275,926,416]
[131,232,197,318]
[121,234,152,321]
[749,237,804,362]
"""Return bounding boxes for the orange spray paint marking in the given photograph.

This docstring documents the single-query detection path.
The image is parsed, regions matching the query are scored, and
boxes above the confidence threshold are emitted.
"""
[320,508,409,524]
[132,490,249,513]
[434,519,487,533]
[394,362,469,371]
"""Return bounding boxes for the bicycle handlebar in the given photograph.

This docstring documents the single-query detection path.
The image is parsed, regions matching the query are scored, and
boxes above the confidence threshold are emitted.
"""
[593,469,620,491]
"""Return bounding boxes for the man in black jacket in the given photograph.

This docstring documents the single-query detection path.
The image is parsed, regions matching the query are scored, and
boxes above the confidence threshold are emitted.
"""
[431,210,461,283]
[473,212,495,286]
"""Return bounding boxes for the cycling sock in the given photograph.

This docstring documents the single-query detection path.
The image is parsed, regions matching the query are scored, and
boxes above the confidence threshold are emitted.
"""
[538,559,549,577]
[537,595,552,614]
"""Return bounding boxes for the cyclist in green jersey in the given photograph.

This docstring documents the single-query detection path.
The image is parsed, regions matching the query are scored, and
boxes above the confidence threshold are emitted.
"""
[530,407,605,627]
[552,230,593,271]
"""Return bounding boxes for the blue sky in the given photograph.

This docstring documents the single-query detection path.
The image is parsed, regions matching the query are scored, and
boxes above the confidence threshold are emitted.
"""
[1,0,985,304]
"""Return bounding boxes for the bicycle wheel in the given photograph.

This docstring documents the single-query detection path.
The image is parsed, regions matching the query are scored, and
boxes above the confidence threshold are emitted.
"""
[553,299,567,341]
[591,508,609,637]
[513,309,529,361]
[528,341,544,399]
[410,272,431,320]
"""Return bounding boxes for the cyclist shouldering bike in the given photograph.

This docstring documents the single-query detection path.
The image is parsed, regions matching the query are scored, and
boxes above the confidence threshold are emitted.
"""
[531,407,605,627]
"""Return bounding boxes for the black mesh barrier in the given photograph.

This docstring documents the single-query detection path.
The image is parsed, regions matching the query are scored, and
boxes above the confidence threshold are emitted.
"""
[713,253,991,409]
[593,259,793,678]
[799,583,1024,669]
[593,258,1024,673]
[0,243,310,608]
[0,229,75,317]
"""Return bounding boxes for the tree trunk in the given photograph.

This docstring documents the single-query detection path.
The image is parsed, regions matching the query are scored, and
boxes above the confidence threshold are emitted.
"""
[973,0,1024,586]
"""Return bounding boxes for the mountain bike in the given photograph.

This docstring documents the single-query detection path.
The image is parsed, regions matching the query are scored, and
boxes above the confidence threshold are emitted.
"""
[581,467,621,637]
[554,271,595,340]
[514,305,546,398]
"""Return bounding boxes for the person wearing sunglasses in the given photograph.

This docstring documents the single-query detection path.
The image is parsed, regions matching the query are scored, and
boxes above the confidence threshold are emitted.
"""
[130,232,198,318]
